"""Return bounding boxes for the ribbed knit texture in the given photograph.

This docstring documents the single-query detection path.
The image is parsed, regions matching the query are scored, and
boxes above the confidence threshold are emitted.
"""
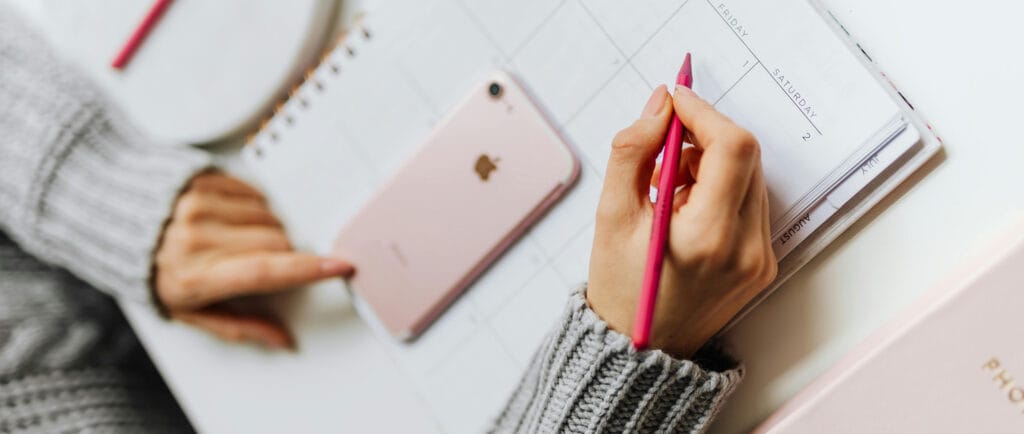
[1,7,206,433]
[491,289,743,434]
[0,237,193,433]
[0,8,210,306]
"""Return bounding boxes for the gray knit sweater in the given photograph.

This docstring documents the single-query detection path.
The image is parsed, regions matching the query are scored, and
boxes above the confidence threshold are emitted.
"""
[0,7,741,433]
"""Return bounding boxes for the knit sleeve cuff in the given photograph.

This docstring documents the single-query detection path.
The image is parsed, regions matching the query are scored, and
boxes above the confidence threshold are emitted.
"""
[33,132,211,306]
[0,8,212,307]
[492,288,742,433]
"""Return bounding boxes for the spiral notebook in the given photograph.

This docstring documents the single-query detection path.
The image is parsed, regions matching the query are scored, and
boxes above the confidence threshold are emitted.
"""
[229,0,941,431]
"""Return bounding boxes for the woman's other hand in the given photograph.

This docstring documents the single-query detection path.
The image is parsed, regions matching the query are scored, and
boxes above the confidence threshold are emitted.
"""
[154,172,353,350]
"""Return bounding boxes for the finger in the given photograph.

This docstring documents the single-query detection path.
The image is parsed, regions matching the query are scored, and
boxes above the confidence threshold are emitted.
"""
[173,308,295,350]
[741,169,777,291]
[672,86,741,150]
[683,129,698,147]
[673,85,758,214]
[761,188,778,284]
[189,172,267,201]
[188,253,354,305]
[763,183,771,235]
[761,177,773,253]
[175,192,282,226]
[755,163,772,244]
[740,160,767,221]
[741,161,774,262]
[672,184,694,212]
[163,223,293,255]
[205,224,294,253]
[650,146,702,189]
[599,85,673,223]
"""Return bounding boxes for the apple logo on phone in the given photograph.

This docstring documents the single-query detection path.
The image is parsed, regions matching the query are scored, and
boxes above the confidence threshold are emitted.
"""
[474,154,499,181]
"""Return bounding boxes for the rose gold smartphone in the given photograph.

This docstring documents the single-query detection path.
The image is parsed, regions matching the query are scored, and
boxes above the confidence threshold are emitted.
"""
[332,71,579,340]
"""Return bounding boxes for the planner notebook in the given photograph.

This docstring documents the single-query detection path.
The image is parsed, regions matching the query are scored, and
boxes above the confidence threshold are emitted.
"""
[753,222,1024,433]
[241,0,940,431]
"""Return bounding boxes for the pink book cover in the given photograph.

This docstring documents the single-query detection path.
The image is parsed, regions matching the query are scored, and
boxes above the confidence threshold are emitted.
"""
[753,222,1024,433]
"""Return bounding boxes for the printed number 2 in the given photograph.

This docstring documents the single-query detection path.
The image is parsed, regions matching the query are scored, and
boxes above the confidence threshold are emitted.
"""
[802,132,812,141]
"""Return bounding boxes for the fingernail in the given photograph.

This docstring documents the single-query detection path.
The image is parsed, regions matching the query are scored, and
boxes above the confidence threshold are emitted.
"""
[642,85,668,117]
[321,258,353,276]
[675,85,695,98]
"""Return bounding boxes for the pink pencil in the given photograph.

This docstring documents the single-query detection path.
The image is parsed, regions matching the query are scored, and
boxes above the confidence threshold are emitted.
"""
[632,53,693,350]
[111,0,175,70]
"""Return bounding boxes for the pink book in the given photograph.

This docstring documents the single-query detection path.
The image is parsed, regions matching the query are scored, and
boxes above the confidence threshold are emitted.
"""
[754,222,1024,433]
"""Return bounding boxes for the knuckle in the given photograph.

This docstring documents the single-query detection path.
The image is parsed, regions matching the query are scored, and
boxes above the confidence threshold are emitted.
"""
[684,233,732,271]
[596,197,647,232]
[610,122,654,157]
[168,226,206,253]
[737,247,766,279]
[158,269,201,308]
[735,127,758,146]
[260,209,283,227]
[736,243,779,289]
[174,194,205,222]
[720,129,760,160]
[175,272,202,302]
[682,229,769,280]
[611,128,641,153]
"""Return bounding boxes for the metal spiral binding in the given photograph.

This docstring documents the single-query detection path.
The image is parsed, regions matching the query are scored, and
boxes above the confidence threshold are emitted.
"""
[249,16,372,159]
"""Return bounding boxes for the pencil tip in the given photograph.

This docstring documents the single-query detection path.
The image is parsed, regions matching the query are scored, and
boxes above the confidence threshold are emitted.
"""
[678,53,693,87]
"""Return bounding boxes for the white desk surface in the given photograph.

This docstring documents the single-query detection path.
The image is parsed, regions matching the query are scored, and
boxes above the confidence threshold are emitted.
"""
[80,0,1024,432]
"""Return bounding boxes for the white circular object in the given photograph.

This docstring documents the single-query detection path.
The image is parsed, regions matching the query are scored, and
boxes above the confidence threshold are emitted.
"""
[16,0,334,145]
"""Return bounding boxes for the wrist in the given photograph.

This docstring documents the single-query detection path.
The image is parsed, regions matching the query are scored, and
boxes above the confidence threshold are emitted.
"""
[586,283,722,358]
[650,321,716,359]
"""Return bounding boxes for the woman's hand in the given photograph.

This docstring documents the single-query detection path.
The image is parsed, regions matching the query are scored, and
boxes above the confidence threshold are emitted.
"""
[154,172,353,350]
[587,85,777,358]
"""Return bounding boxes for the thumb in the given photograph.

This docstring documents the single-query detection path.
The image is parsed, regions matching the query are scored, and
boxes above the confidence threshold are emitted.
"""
[599,85,673,223]
[173,308,295,350]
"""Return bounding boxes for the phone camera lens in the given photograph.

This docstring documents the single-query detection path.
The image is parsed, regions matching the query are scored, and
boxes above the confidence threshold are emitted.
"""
[488,82,503,98]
